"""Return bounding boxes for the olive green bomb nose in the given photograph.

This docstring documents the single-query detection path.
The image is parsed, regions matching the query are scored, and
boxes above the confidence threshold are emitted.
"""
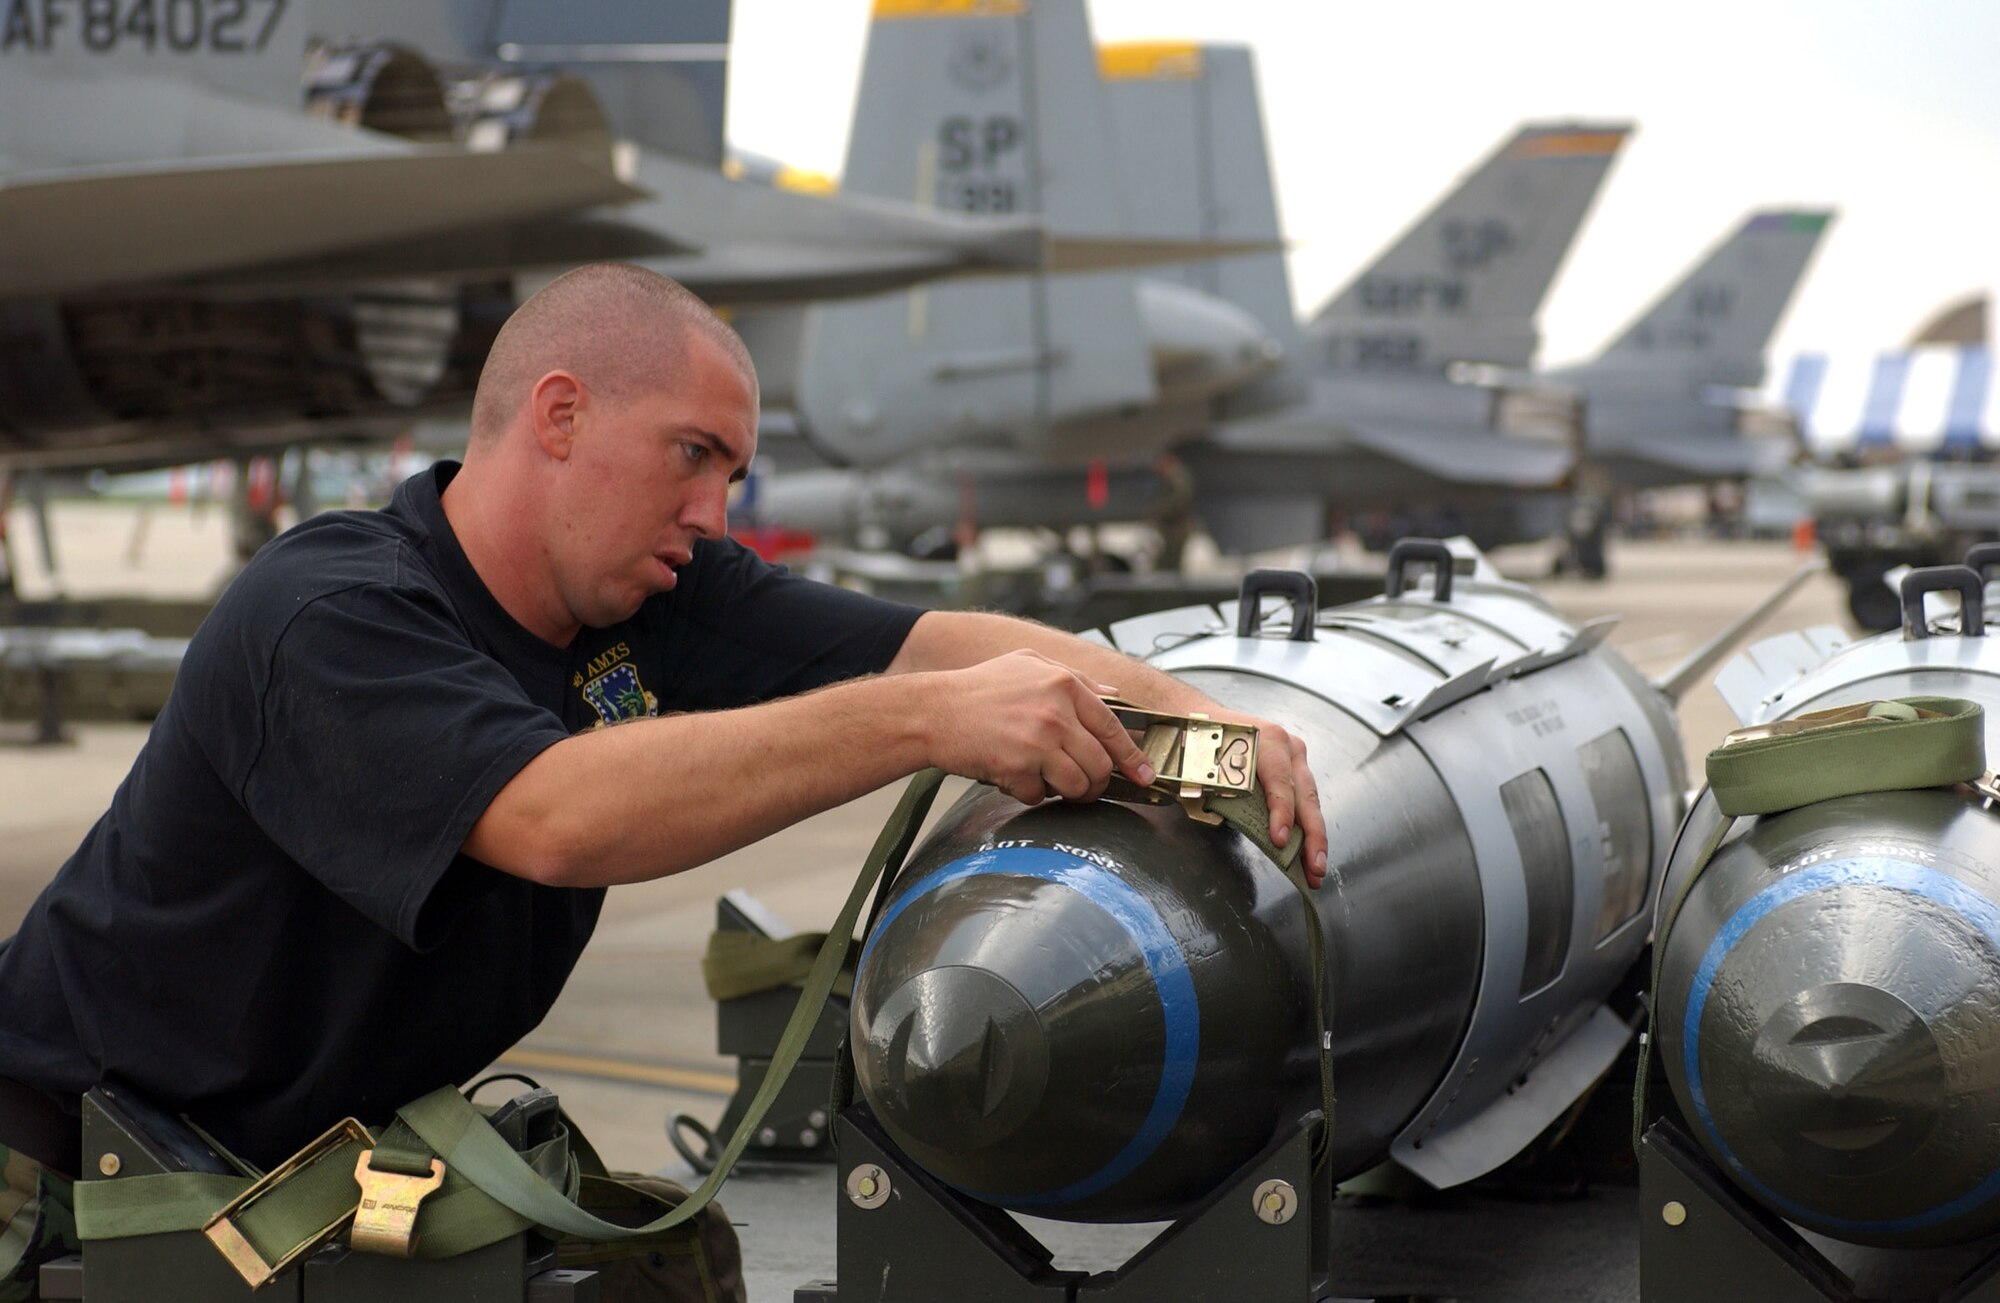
[1662,834,2000,1248]
[848,844,1191,1217]
[854,965,1049,1152]
[1750,983,1945,1165]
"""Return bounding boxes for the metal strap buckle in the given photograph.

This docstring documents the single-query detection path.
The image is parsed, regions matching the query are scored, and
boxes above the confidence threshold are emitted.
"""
[201,1117,372,1288]
[1716,721,1783,746]
[1717,705,1909,751]
[1101,697,1259,825]
[1973,770,2000,807]
[349,1148,446,1258]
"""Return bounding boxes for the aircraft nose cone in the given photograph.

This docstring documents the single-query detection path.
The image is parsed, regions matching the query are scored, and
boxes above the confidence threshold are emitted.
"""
[856,966,1049,1153]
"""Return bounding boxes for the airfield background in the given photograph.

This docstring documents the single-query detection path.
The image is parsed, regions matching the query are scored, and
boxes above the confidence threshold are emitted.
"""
[1,0,1996,1297]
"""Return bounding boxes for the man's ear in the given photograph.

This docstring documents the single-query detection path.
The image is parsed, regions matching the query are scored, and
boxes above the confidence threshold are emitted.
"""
[529,371,587,460]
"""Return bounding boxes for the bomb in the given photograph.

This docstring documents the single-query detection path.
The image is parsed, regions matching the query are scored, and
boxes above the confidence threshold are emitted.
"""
[850,541,1691,1222]
[1652,563,2000,1250]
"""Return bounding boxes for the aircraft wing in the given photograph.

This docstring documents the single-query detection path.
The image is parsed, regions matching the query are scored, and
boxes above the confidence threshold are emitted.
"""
[1341,420,1574,487]
[175,146,1278,306]
[1591,431,1786,480]
[167,214,697,296]
[1212,390,1574,490]
[610,149,1277,301]
[655,238,1281,306]
[0,146,645,301]
[0,406,432,474]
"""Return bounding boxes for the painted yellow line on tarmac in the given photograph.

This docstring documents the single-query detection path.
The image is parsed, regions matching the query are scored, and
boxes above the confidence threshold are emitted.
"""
[499,1048,736,1097]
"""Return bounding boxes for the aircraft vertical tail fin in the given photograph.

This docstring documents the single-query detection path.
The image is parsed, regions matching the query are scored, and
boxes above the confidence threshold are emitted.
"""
[840,0,1125,234]
[1097,43,1298,348]
[1909,294,1989,348]
[1585,209,1834,390]
[1308,122,1631,374]
[1098,41,1304,411]
[795,0,1154,466]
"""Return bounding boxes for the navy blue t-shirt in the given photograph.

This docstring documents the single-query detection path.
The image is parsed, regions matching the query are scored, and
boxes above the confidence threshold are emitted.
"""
[0,463,921,1168]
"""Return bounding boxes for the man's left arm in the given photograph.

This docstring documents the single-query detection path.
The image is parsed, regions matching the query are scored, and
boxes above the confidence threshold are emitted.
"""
[887,610,1328,885]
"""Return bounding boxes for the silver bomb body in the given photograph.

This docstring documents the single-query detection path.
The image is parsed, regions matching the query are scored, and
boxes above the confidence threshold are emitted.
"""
[852,547,1686,1221]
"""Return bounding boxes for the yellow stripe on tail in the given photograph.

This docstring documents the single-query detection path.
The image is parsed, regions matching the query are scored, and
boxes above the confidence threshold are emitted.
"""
[1097,41,1204,81]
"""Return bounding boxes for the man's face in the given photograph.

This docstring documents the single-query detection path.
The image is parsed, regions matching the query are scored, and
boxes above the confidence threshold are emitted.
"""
[554,331,757,631]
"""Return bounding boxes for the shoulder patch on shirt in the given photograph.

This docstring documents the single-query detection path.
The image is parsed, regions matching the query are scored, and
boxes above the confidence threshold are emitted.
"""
[577,641,633,683]
[581,662,659,726]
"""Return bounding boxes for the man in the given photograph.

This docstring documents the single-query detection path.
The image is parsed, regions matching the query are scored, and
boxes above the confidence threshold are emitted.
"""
[0,265,1324,1296]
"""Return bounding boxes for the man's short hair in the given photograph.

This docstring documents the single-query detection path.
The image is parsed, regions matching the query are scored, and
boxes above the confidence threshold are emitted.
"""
[469,264,756,443]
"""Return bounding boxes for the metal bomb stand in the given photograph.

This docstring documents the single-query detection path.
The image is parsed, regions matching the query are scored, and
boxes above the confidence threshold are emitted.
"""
[674,891,845,1169]
[795,1107,1332,1302]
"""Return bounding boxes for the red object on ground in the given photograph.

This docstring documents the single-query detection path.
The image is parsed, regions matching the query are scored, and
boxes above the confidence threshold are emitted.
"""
[732,526,820,563]
[247,457,279,513]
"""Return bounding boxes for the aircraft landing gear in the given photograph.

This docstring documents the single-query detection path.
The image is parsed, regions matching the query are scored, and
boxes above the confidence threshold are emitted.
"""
[1557,496,1610,580]
[0,472,15,603]
[1838,560,1903,631]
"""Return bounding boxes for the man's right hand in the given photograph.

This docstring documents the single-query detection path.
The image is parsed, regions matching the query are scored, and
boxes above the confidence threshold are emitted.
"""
[922,650,1154,806]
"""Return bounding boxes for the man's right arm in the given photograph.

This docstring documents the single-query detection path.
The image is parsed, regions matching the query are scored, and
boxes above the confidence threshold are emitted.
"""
[462,650,1152,888]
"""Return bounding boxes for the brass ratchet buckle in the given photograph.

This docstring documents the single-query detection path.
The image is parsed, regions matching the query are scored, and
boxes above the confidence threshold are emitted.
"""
[349,1148,446,1258]
[1100,697,1259,825]
[202,1116,373,1288]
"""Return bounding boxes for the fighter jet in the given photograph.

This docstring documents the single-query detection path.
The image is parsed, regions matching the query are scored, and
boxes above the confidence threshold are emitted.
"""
[1180,119,1631,554]
[1529,208,1834,489]
[1361,207,1836,571]
[0,0,1218,482]
[742,11,1624,559]
[737,8,1298,550]
[742,0,1285,489]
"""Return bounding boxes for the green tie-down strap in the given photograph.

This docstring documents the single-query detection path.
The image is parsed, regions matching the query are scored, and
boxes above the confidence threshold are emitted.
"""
[74,1117,569,1262]
[1238,786,1334,1172]
[701,929,855,1001]
[1633,696,1987,1151]
[1704,696,1986,816]
[1110,777,1328,1168]
[1204,785,1304,873]
[393,768,944,1243]
[76,769,950,1281]
[75,1171,255,1240]
[1181,781,1326,1162]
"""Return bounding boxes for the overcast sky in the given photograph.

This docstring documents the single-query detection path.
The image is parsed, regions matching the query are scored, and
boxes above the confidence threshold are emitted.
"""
[724,0,2000,375]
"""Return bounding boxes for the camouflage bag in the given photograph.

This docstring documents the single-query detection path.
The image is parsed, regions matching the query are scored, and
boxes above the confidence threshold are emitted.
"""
[557,1171,746,1303]
[0,1144,76,1303]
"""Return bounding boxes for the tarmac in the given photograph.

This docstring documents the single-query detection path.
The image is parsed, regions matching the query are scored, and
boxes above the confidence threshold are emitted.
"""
[0,502,1849,1301]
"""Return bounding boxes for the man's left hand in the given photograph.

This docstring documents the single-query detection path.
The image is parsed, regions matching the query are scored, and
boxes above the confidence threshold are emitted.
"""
[1221,710,1327,888]
[1133,702,1323,888]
